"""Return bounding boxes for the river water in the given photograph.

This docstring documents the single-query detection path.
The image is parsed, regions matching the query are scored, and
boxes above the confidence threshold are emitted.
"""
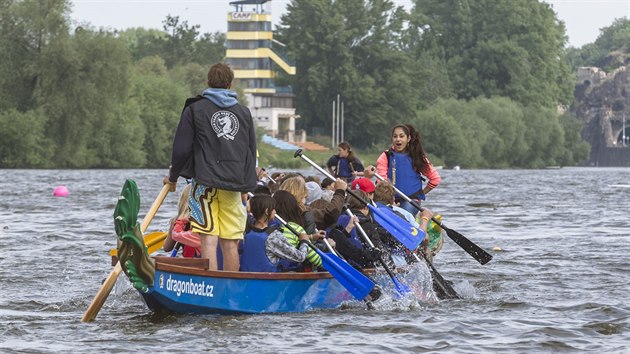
[0,168,628,353]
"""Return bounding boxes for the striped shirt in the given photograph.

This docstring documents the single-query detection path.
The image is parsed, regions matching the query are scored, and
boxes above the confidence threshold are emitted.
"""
[280,222,322,269]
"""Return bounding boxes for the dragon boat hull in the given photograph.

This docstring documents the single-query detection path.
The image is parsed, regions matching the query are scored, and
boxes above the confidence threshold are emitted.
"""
[140,257,355,314]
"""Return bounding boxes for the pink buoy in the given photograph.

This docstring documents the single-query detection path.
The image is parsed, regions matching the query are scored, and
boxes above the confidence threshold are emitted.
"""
[53,185,69,197]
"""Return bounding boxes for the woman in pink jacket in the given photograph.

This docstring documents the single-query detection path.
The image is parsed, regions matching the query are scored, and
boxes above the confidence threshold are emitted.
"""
[376,124,441,216]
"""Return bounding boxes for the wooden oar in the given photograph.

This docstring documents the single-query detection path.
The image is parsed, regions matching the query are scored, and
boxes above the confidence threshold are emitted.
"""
[275,214,375,301]
[345,209,411,297]
[82,184,171,322]
[294,149,458,299]
[373,173,493,265]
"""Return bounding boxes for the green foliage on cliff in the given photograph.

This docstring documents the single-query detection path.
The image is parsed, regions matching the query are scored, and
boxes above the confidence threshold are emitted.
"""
[566,18,630,71]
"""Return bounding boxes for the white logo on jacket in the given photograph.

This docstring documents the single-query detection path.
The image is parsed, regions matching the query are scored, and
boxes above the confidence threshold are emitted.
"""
[211,111,239,140]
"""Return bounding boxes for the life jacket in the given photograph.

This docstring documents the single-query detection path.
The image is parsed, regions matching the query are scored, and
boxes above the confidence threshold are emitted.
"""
[276,257,304,272]
[278,222,319,271]
[240,227,279,272]
[385,148,425,198]
[182,245,199,258]
[335,156,355,178]
[336,214,364,249]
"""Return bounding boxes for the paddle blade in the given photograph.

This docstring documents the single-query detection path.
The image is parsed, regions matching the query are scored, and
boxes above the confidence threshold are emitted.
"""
[392,277,411,296]
[424,255,459,299]
[315,249,375,301]
[443,225,493,265]
[369,205,425,251]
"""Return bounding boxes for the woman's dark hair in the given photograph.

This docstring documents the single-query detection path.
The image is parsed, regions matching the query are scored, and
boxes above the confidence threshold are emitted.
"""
[253,185,271,195]
[272,190,306,227]
[320,177,335,189]
[249,195,276,221]
[338,141,357,163]
[392,124,427,172]
[347,190,368,210]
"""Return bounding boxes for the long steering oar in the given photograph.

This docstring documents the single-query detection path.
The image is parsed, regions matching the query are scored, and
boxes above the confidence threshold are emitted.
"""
[373,173,492,265]
[295,149,458,299]
[274,214,375,301]
[345,209,411,297]
[82,183,171,322]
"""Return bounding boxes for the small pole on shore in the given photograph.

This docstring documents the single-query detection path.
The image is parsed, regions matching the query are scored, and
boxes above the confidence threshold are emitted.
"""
[341,101,344,143]
[331,100,336,148]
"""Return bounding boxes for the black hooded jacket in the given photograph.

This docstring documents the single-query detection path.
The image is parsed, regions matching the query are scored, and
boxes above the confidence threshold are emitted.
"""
[168,97,257,192]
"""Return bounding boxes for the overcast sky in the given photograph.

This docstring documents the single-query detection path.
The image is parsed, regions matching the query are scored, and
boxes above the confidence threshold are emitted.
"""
[70,0,629,48]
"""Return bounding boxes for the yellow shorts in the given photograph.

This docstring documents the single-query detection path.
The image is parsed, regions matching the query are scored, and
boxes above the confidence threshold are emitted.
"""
[188,181,246,240]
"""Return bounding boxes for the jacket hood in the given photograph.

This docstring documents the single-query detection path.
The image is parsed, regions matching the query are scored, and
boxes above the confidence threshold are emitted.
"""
[202,88,238,108]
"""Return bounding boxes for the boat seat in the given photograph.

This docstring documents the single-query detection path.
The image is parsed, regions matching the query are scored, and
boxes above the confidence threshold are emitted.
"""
[154,256,210,269]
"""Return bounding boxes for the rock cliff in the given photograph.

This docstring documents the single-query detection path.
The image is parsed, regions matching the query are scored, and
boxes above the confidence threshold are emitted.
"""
[572,65,630,166]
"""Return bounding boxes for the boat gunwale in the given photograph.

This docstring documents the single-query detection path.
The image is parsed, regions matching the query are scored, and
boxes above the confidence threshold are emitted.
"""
[154,256,376,280]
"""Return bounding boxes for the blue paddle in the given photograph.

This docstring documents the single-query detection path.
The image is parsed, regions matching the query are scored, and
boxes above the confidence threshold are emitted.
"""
[345,209,411,297]
[367,203,425,251]
[170,242,180,257]
[373,173,492,265]
[275,214,376,301]
[294,149,459,299]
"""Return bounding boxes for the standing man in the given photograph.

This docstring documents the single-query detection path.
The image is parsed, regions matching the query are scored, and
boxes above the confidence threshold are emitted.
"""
[164,63,257,271]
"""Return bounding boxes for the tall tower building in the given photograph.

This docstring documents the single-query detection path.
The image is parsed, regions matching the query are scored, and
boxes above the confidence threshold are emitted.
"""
[226,0,301,142]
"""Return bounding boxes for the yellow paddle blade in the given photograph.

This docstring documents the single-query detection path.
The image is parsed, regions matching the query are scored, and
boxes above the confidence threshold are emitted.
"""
[109,231,167,257]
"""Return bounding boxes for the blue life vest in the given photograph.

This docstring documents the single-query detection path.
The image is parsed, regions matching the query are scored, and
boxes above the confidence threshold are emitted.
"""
[336,157,353,178]
[240,227,279,272]
[386,149,424,197]
[336,214,364,249]
[327,155,356,178]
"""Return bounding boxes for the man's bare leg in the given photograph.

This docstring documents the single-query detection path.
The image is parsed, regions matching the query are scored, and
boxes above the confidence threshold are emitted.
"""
[200,233,219,270]
[220,238,240,271]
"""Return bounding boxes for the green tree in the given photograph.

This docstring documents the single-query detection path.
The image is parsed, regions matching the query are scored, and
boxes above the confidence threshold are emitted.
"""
[558,112,590,165]
[192,31,226,66]
[169,62,208,96]
[105,101,147,167]
[278,0,423,148]
[118,27,168,62]
[469,97,528,167]
[129,57,188,167]
[410,0,573,107]
[161,15,199,67]
[568,18,630,70]
[0,0,69,111]
[415,104,470,167]
[0,109,53,167]
[36,28,131,167]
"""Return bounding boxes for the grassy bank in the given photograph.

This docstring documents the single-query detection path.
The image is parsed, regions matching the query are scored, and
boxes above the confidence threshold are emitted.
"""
[258,142,403,170]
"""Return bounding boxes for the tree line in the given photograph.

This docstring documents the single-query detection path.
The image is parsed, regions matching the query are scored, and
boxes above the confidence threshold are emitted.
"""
[4,0,626,168]
[0,0,225,168]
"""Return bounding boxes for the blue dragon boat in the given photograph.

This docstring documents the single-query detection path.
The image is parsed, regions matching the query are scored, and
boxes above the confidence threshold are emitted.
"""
[138,256,355,314]
[114,179,360,315]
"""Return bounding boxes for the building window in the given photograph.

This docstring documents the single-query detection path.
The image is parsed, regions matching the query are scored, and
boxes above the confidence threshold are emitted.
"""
[271,97,293,108]
[237,78,274,89]
[228,21,272,32]
[226,40,271,49]
[226,58,271,70]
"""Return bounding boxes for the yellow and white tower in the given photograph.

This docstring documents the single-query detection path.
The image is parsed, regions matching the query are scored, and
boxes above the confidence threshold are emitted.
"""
[226,0,302,142]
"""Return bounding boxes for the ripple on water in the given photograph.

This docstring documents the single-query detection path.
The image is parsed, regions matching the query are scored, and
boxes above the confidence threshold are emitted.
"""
[1,168,629,352]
